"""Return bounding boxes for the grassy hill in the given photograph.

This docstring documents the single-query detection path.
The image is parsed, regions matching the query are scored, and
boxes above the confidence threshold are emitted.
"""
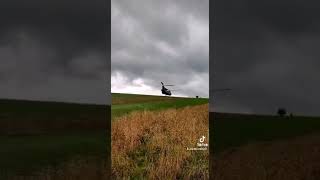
[0,99,109,179]
[112,93,208,119]
[0,94,208,178]
[211,112,320,153]
[211,112,320,180]
[0,99,108,135]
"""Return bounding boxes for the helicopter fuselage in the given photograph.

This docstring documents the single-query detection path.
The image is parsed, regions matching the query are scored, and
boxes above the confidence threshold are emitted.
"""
[161,87,171,96]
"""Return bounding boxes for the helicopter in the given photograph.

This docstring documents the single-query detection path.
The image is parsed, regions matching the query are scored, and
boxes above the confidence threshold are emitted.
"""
[161,82,175,96]
[160,82,231,96]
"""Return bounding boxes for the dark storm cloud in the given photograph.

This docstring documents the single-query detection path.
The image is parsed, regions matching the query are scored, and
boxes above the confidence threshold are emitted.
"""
[0,0,110,104]
[112,0,209,97]
[211,0,320,115]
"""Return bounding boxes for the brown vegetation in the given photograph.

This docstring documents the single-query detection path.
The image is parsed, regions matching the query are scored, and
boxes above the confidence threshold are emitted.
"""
[112,104,209,179]
[212,134,320,180]
[6,157,107,180]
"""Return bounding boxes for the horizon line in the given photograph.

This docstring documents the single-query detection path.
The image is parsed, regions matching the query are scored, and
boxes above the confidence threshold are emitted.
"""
[0,97,108,106]
[111,92,209,99]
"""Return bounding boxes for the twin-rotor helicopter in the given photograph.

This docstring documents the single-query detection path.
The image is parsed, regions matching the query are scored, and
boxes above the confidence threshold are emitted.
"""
[161,81,231,96]
[161,82,175,96]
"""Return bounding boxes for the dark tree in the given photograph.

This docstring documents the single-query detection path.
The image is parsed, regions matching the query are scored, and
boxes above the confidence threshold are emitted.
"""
[277,108,287,117]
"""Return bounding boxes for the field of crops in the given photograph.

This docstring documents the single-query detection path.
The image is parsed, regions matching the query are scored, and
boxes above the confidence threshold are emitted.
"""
[211,112,320,153]
[211,112,320,180]
[111,93,209,179]
[6,94,319,179]
[0,99,109,179]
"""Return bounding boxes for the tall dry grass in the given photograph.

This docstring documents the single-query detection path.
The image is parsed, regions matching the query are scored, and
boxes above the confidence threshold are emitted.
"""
[212,134,320,180]
[112,104,209,179]
[4,157,107,180]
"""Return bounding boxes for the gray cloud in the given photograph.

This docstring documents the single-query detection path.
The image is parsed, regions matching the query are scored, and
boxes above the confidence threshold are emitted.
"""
[210,0,320,115]
[112,0,209,98]
[0,0,110,104]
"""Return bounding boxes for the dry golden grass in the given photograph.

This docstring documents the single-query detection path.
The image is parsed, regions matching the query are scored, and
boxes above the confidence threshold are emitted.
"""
[6,157,107,180]
[112,104,209,179]
[212,134,320,180]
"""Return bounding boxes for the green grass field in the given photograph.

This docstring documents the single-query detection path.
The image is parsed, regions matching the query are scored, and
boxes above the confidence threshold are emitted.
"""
[0,99,108,179]
[0,99,108,135]
[211,112,320,153]
[0,93,208,178]
[0,133,107,176]
[112,93,208,119]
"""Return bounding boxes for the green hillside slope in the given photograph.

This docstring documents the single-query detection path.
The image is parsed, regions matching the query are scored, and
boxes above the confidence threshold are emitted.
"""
[112,93,208,120]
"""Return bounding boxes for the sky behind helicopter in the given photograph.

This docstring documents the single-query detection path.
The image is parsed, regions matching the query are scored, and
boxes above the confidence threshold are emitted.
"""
[0,0,109,105]
[211,0,320,116]
[111,0,209,98]
[3,0,319,115]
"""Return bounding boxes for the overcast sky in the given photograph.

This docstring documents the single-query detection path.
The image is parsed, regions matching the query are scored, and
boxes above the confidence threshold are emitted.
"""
[0,0,110,105]
[211,0,320,116]
[111,0,209,98]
